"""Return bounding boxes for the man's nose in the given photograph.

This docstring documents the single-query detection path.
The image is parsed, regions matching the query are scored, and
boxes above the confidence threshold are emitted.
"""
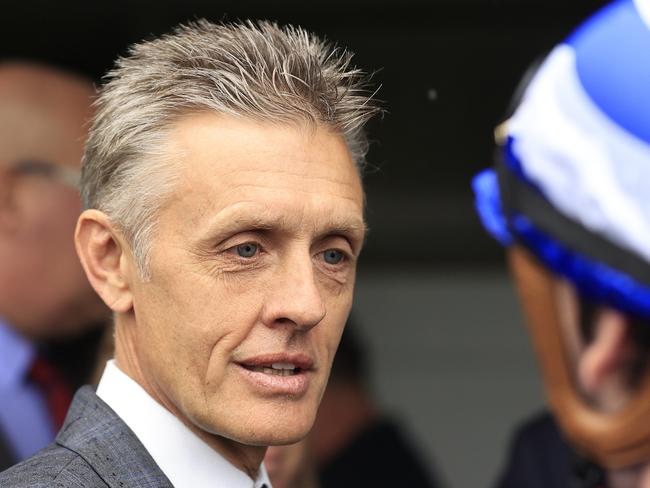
[261,253,326,331]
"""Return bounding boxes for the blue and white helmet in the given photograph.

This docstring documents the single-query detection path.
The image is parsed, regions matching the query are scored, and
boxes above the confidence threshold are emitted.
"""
[474,0,650,319]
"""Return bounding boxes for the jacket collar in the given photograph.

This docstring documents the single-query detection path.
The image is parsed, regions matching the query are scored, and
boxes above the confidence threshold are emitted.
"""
[56,386,173,488]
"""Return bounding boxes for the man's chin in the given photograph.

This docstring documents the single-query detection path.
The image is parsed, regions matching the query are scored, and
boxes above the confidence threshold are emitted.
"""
[259,427,311,446]
[192,405,316,447]
[209,427,310,449]
[236,417,314,447]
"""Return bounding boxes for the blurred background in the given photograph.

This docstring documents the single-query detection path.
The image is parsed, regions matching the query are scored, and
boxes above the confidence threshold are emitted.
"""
[1,0,609,485]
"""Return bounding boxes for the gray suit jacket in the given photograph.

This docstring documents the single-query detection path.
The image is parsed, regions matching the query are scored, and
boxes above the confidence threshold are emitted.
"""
[0,386,173,487]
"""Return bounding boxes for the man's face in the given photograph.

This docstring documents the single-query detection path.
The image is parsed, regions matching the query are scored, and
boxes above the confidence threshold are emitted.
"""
[125,114,365,446]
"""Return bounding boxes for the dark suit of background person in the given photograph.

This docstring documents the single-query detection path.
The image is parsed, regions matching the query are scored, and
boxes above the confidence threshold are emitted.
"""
[0,62,108,471]
[495,411,602,488]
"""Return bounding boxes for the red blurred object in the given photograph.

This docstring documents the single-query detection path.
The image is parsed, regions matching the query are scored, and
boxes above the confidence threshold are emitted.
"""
[29,355,73,430]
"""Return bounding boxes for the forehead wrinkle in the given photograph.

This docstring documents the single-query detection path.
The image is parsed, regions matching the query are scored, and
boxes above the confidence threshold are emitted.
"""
[217,183,362,203]
[177,175,363,228]
[221,165,360,188]
[174,161,361,210]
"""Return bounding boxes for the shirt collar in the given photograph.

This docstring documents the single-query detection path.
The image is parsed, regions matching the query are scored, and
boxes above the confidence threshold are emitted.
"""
[97,360,271,488]
[0,318,35,388]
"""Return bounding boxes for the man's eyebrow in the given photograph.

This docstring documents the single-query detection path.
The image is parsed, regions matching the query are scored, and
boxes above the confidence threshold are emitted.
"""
[216,214,289,233]
[202,211,367,243]
[201,213,290,243]
[319,219,368,239]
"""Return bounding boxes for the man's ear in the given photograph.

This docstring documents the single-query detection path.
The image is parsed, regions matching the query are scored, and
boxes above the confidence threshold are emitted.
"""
[577,309,631,397]
[75,209,134,313]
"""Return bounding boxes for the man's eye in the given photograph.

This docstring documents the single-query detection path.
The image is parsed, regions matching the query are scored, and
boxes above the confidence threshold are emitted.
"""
[236,243,258,258]
[323,249,344,265]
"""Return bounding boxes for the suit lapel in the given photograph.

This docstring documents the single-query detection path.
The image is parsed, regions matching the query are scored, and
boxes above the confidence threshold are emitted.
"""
[56,386,173,488]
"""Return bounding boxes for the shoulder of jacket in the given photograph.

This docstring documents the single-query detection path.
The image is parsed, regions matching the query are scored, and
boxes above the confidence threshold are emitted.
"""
[0,444,107,487]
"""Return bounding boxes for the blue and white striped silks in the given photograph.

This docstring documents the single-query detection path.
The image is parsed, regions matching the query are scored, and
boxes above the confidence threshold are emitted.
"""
[473,0,650,318]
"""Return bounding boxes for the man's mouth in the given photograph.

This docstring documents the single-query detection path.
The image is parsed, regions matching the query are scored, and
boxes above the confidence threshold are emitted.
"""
[241,362,302,377]
[236,353,314,395]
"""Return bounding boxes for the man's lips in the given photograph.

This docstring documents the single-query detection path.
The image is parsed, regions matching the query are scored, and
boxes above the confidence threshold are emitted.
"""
[237,353,314,374]
[235,353,314,396]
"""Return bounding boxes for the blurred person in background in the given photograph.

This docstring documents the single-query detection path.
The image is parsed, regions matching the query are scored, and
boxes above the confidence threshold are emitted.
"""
[266,324,440,488]
[0,62,108,470]
[473,0,650,486]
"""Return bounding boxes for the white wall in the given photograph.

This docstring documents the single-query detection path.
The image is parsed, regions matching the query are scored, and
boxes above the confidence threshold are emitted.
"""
[352,269,546,488]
